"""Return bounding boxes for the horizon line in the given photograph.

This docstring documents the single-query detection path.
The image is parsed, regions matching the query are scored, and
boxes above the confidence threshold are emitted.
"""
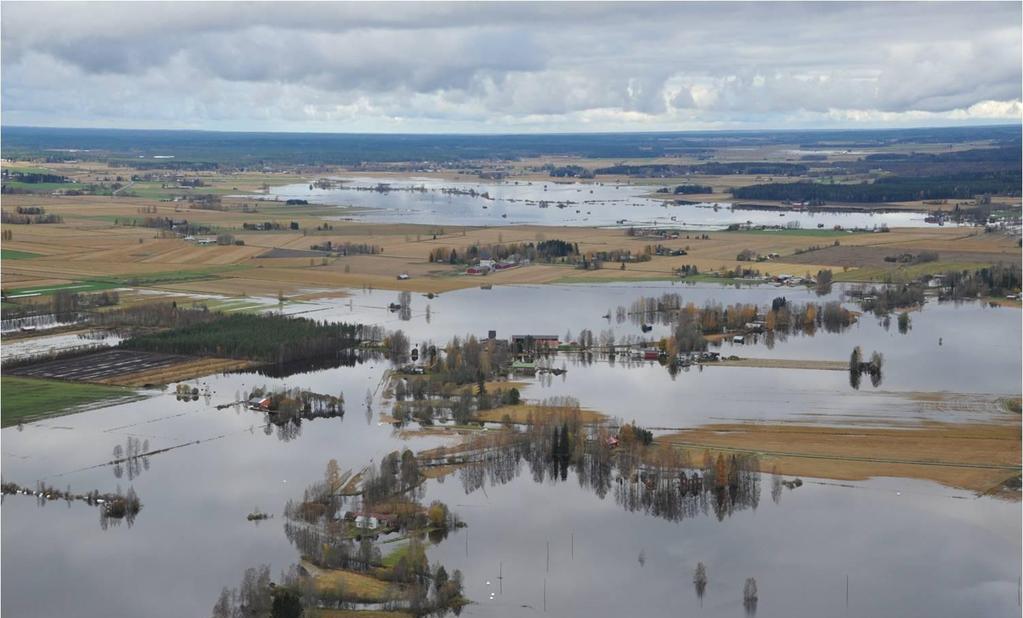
[3,122,1020,139]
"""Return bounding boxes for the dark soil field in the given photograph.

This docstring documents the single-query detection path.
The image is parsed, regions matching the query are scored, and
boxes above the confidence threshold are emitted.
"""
[8,349,189,382]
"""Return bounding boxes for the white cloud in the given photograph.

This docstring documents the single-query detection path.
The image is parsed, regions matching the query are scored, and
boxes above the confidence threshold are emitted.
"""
[1,1,1019,132]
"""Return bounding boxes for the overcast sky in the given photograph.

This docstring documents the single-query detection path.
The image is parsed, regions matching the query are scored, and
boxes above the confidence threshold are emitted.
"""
[2,1,1021,133]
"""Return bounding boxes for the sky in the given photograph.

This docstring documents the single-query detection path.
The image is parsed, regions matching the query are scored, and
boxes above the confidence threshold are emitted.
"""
[2,1,1021,133]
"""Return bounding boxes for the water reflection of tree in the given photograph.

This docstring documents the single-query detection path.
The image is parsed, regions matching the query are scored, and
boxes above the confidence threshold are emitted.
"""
[442,420,762,525]
[249,386,346,442]
[694,562,708,606]
[112,436,150,480]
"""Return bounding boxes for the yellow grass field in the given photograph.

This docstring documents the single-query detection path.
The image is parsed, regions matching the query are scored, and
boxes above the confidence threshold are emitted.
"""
[300,560,394,603]
[659,419,1021,494]
[2,172,1019,301]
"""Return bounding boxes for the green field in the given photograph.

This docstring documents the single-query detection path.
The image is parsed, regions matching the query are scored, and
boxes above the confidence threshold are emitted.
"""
[0,181,78,192]
[3,265,251,298]
[1,249,42,260]
[832,261,993,283]
[1,376,136,427]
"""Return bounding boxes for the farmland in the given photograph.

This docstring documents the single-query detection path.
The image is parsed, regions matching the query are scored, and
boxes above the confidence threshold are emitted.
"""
[1,185,1018,302]
[0,375,137,426]
[1,126,1020,618]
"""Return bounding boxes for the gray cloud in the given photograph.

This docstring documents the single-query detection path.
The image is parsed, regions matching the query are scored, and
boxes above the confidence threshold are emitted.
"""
[2,1,1020,132]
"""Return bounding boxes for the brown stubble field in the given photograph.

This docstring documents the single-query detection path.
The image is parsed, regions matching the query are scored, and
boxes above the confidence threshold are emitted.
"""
[2,189,1020,300]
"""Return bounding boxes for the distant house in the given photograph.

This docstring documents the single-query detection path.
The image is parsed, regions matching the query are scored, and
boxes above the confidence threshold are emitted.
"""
[465,266,486,275]
[397,273,410,280]
[605,436,620,449]
[249,396,272,411]
[643,349,660,360]
[732,335,745,344]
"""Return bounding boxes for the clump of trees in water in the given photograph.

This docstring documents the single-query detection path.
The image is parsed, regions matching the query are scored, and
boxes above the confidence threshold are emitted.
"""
[249,386,343,416]
[245,386,345,439]
[271,454,466,616]
[422,404,763,523]
[214,555,464,618]
[934,263,1021,300]
[849,346,884,389]
[850,283,926,315]
[1,481,142,529]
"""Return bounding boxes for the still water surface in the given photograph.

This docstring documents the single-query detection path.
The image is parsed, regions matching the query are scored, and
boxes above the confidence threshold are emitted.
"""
[1,283,1018,617]
[265,176,942,229]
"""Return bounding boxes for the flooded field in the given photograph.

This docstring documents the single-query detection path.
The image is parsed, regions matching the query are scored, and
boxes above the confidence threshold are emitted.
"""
[1,330,122,363]
[2,283,1019,617]
[264,176,943,229]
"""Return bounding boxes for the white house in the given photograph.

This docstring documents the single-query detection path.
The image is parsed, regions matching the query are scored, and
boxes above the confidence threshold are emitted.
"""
[355,515,379,530]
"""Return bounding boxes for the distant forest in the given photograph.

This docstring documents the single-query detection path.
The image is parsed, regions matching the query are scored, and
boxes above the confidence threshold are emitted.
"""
[733,171,1021,203]
[2,124,1018,167]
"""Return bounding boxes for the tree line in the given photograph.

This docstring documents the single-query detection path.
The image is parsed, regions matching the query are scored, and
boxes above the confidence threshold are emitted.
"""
[120,311,364,364]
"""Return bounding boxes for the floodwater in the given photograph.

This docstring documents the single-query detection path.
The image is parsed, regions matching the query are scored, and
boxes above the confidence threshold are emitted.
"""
[1,283,1019,617]
[263,176,943,230]
[1,330,123,362]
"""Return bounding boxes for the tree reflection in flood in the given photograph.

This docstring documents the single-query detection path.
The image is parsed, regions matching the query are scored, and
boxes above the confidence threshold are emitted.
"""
[427,413,762,525]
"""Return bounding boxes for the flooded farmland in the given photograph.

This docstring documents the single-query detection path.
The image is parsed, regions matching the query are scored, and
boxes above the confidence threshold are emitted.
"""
[1,282,1019,617]
[263,176,945,230]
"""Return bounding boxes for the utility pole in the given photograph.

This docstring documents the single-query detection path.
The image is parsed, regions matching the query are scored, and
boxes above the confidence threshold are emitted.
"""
[546,540,550,573]
[498,561,503,595]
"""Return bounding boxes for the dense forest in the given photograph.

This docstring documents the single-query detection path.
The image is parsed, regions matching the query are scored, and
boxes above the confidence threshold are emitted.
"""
[594,162,808,177]
[733,171,1021,203]
[121,313,363,363]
